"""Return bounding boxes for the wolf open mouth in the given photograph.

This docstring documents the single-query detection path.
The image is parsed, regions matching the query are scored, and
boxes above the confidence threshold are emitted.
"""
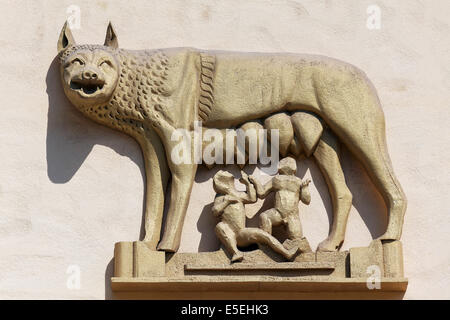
[70,79,105,95]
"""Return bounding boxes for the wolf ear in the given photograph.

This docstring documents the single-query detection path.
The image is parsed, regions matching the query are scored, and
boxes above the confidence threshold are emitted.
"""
[57,21,76,53]
[104,22,118,49]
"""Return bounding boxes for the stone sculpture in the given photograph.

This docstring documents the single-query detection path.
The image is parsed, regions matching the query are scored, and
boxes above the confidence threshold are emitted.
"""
[249,157,311,241]
[57,22,407,255]
[212,170,299,262]
[55,22,408,293]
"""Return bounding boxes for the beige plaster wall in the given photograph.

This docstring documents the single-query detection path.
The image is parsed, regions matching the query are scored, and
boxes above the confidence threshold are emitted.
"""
[0,0,448,299]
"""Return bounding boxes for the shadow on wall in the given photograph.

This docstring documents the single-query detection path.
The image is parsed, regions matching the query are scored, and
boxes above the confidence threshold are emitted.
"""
[104,258,114,300]
[45,57,148,240]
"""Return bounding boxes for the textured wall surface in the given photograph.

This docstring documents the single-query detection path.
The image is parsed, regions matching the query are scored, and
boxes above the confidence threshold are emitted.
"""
[0,0,449,299]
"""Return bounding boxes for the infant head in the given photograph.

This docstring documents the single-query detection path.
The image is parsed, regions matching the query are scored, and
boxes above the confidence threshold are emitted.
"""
[213,170,236,194]
[278,157,297,175]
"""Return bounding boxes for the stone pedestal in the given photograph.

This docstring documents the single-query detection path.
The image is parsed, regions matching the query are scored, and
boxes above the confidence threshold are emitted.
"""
[111,240,407,292]
[114,241,165,277]
[382,240,404,278]
[349,239,384,278]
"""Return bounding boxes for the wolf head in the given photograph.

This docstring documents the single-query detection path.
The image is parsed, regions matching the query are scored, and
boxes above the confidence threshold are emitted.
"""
[57,22,120,110]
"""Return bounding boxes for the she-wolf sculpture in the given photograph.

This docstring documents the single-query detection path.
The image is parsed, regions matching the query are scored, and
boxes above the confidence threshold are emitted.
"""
[56,22,406,252]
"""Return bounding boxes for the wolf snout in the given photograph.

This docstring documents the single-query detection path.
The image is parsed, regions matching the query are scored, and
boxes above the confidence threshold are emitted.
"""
[82,69,99,80]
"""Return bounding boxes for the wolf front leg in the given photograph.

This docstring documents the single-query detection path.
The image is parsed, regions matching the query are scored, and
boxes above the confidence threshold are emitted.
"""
[147,116,198,252]
[135,128,170,250]
[157,162,198,252]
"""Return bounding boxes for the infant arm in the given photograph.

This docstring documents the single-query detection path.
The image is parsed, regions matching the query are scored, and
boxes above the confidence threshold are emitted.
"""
[238,171,257,204]
[212,195,237,217]
[249,176,273,199]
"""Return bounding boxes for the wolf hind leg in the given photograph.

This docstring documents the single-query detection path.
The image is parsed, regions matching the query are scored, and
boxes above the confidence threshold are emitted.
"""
[363,133,407,241]
[357,139,406,241]
[318,95,407,241]
[313,130,352,252]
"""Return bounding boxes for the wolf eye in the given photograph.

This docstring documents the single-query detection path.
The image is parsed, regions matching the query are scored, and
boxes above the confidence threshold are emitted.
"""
[72,58,84,66]
[99,60,112,68]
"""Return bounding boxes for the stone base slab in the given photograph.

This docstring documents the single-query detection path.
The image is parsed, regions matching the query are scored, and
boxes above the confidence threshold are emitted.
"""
[184,261,335,271]
[111,277,408,292]
[112,239,408,292]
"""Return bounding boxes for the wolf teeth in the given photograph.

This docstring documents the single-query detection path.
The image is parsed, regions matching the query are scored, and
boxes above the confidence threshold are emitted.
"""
[81,85,100,94]
[79,84,104,94]
[70,79,104,94]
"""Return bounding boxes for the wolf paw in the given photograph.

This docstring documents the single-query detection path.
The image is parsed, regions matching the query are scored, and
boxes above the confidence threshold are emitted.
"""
[376,230,401,242]
[317,237,343,252]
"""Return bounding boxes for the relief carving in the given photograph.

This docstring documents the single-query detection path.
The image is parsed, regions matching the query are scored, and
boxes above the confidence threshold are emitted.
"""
[56,22,408,292]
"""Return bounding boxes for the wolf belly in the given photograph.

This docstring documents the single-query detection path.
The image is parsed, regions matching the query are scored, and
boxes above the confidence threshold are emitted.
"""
[200,53,330,128]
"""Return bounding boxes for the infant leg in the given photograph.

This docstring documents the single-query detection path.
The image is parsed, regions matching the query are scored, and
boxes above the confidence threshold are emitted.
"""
[284,212,304,240]
[237,228,298,260]
[215,222,243,262]
[259,208,283,234]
